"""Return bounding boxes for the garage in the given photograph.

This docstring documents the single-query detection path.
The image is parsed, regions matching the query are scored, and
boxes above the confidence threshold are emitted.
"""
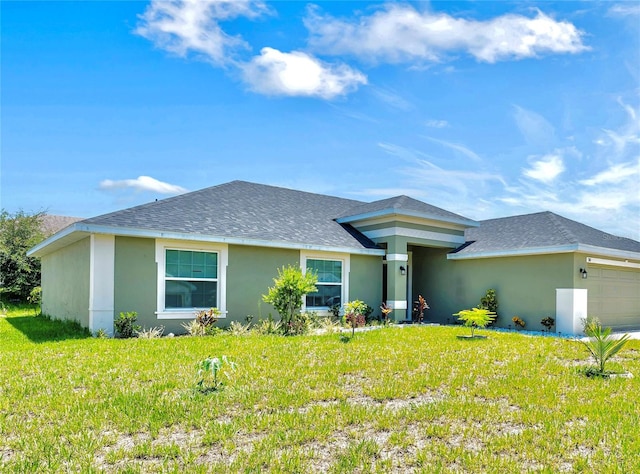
[586,257,640,331]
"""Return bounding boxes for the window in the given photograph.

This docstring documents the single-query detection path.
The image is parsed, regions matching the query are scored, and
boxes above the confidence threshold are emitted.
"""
[164,249,218,309]
[305,258,343,308]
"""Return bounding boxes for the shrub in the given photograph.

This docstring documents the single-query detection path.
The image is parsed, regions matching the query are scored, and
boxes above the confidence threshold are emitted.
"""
[94,328,109,339]
[196,307,220,327]
[228,321,251,336]
[412,295,429,323]
[582,319,631,376]
[512,316,526,329]
[262,264,317,331]
[328,303,341,320]
[254,315,282,335]
[479,289,498,323]
[380,302,392,325]
[114,311,141,338]
[541,316,555,331]
[344,300,367,338]
[183,308,223,336]
[285,311,319,336]
[28,286,42,314]
[182,319,206,336]
[454,308,495,338]
[136,326,165,339]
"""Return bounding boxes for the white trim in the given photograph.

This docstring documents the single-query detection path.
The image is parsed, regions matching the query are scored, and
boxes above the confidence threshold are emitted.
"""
[301,250,350,312]
[30,223,384,258]
[155,239,228,319]
[89,235,115,336]
[587,256,640,269]
[336,208,478,228]
[157,310,228,320]
[388,300,408,310]
[386,253,408,262]
[364,227,465,245]
[449,243,640,261]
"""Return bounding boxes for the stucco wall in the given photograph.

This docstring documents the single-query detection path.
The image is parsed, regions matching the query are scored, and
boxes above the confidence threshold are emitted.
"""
[412,247,575,330]
[349,254,383,317]
[227,245,299,323]
[41,237,90,326]
[113,236,161,331]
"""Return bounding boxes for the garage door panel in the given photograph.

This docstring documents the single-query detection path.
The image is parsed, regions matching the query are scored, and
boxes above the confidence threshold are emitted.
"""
[587,265,640,331]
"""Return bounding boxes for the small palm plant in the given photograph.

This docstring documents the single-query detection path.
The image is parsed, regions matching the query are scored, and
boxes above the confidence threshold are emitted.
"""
[582,320,630,376]
[454,308,496,338]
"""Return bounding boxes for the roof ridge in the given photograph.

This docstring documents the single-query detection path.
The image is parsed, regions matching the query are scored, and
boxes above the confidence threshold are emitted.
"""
[546,212,586,244]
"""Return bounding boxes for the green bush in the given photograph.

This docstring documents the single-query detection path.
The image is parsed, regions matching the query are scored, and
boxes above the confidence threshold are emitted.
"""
[454,308,496,338]
[114,311,141,338]
[262,265,317,334]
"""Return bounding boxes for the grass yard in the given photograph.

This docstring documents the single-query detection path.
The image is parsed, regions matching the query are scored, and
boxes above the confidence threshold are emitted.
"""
[1,307,639,473]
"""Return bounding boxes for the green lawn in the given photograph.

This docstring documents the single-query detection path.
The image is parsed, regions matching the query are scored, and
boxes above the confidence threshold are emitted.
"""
[1,307,639,473]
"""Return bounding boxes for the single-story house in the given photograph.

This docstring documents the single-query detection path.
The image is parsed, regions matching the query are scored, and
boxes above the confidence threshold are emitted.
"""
[28,180,640,336]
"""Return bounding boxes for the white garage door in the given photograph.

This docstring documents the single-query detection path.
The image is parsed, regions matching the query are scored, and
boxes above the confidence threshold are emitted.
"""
[587,263,640,331]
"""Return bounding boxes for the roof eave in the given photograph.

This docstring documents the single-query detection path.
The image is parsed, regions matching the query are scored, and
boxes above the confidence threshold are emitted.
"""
[29,224,386,258]
[447,243,640,261]
[337,208,479,228]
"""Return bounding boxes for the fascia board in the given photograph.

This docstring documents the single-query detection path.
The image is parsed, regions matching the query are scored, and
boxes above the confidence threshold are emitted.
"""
[447,244,579,260]
[29,223,385,258]
[337,208,478,229]
[447,243,640,261]
[27,224,89,257]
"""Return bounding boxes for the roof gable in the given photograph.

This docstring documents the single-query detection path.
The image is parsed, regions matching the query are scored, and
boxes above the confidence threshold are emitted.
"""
[338,195,477,228]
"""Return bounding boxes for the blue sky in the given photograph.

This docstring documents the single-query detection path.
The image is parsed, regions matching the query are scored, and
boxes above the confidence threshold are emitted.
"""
[2,1,639,239]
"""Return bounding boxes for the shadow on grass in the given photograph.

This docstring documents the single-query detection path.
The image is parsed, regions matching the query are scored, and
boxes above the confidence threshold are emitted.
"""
[6,314,91,343]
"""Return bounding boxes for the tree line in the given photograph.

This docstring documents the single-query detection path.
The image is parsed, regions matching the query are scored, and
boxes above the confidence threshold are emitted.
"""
[0,210,47,302]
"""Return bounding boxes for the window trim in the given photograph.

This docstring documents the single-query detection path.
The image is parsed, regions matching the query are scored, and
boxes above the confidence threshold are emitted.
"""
[155,239,228,320]
[301,251,350,314]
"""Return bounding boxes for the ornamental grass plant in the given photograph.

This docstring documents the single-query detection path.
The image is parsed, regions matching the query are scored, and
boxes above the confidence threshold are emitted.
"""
[1,305,639,473]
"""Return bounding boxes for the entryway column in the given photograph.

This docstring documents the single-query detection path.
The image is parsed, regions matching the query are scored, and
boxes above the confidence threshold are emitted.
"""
[386,252,409,322]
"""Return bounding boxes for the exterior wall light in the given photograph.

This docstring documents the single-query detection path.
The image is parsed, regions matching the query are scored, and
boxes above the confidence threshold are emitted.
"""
[399,265,406,275]
[579,268,588,279]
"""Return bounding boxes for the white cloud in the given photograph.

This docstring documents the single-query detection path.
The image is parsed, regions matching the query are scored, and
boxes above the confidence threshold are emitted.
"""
[135,0,269,64]
[305,4,588,64]
[424,136,482,162]
[425,119,449,128]
[523,153,565,183]
[607,4,640,17]
[100,176,187,194]
[241,47,367,99]
[580,159,640,186]
[512,105,556,146]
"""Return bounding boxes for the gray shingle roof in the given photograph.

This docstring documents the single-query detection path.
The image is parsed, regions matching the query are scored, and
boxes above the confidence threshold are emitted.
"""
[82,180,380,251]
[337,195,477,226]
[452,211,640,256]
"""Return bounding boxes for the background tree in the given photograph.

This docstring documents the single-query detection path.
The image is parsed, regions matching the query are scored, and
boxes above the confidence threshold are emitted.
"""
[0,210,46,302]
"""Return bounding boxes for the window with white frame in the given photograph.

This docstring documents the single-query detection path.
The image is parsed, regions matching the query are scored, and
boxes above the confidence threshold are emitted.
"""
[305,258,343,308]
[164,249,218,309]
